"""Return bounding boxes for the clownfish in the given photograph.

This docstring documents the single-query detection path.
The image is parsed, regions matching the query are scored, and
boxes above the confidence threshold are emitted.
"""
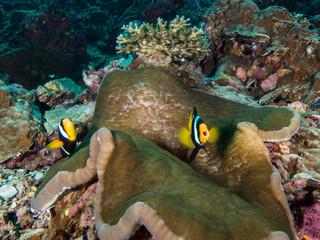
[46,118,76,156]
[179,107,219,163]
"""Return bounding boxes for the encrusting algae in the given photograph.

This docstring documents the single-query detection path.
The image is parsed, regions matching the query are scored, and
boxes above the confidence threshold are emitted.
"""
[31,67,300,239]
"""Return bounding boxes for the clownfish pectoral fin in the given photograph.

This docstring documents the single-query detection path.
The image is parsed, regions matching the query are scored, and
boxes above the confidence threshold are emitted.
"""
[209,127,219,143]
[189,147,200,163]
[46,139,64,150]
[179,127,195,149]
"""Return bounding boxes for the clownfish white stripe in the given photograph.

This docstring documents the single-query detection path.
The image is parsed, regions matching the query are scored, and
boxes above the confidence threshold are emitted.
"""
[193,116,201,145]
[59,122,70,139]
[61,145,70,156]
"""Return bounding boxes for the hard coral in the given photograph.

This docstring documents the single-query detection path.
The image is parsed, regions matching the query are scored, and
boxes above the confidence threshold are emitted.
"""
[204,0,320,102]
[0,84,43,163]
[116,16,208,63]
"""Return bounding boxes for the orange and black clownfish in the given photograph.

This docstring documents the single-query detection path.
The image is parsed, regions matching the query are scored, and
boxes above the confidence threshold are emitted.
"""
[179,107,219,163]
[46,118,76,157]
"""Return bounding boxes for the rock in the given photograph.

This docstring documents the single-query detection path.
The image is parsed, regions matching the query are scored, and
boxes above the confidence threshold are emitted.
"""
[34,172,44,180]
[260,73,278,92]
[0,185,18,198]
[35,78,83,107]
[44,101,95,135]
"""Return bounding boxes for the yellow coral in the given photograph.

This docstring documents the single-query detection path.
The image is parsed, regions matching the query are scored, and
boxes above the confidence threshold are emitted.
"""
[116,16,208,62]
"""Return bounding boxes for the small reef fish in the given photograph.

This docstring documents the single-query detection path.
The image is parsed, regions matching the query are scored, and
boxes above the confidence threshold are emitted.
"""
[179,107,219,162]
[123,52,138,59]
[46,118,77,156]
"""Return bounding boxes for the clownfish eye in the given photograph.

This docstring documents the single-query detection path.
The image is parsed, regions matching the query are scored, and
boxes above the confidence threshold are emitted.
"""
[203,130,207,136]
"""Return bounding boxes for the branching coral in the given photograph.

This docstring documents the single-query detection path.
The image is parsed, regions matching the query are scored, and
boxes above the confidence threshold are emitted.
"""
[116,16,208,62]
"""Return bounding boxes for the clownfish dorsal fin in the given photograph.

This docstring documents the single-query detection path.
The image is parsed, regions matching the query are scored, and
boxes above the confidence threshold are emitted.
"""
[189,107,198,132]
[193,107,198,118]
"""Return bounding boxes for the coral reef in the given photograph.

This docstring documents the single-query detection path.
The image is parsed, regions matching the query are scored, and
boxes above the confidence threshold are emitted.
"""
[44,101,94,135]
[16,7,86,57]
[31,67,299,239]
[292,191,320,240]
[116,16,208,63]
[1,0,320,238]
[204,0,320,104]
[35,78,83,107]
[0,84,43,163]
[263,103,320,240]
[82,59,124,95]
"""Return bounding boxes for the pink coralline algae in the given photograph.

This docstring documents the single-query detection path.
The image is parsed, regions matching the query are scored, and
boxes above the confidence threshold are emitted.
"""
[292,193,320,240]
[82,67,103,94]
[305,115,320,127]
[288,101,309,114]
[248,66,270,80]
[66,183,97,218]
[260,73,278,92]
[236,67,247,82]
[83,60,123,94]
